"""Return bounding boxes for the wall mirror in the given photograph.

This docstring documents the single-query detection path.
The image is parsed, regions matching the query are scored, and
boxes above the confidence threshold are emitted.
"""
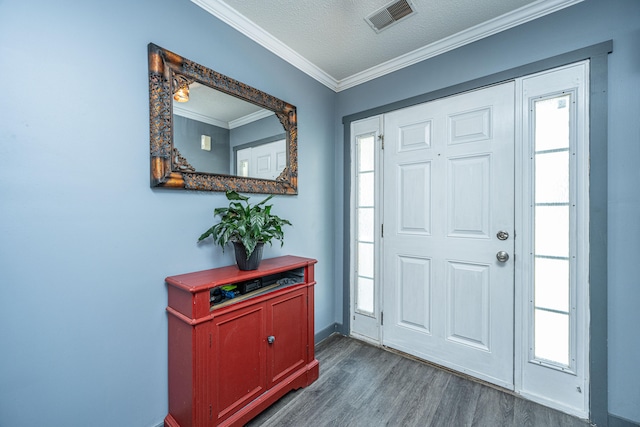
[148,43,297,194]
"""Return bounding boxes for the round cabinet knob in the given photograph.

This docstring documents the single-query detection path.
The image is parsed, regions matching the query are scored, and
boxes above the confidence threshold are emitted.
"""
[267,336,276,344]
[496,251,509,262]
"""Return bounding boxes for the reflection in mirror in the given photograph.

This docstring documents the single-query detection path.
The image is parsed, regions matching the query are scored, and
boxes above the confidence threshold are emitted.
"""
[173,83,286,178]
[235,134,286,180]
[148,43,297,194]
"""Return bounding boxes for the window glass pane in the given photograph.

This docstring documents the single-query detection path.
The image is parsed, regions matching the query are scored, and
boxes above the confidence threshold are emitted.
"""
[535,205,569,258]
[358,171,374,206]
[535,258,569,313]
[535,151,569,204]
[358,207,374,243]
[355,129,376,318]
[239,160,249,177]
[534,95,570,151]
[357,277,374,314]
[358,135,375,172]
[534,309,570,366]
[532,93,573,369]
[358,242,374,278]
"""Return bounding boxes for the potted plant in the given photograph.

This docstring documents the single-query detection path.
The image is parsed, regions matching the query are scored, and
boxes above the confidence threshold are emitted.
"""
[198,190,292,270]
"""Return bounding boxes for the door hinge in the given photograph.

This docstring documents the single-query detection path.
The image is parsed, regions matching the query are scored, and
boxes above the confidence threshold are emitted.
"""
[209,404,213,419]
[379,134,384,149]
[381,311,384,326]
[209,333,212,348]
[381,223,384,238]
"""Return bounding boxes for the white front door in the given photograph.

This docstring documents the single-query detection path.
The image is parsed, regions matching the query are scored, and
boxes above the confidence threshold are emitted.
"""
[236,139,287,180]
[382,82,515,388]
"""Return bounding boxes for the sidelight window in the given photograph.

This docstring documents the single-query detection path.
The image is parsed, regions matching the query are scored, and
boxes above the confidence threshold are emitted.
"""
[355,134,376,315]
[531,93,575,369]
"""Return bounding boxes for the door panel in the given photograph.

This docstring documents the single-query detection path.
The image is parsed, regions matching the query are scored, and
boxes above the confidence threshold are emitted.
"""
[383,82,515,389]
[396,255,432,332]
[266,289,307,387]
[213,304,267,422]
[399,120,432,150]
[448,107,492,144]
[447,154,490,237]
[446,261,490,351]
[398,162,432,234]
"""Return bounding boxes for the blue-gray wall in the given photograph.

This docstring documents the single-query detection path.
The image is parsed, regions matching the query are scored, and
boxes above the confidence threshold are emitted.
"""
[0,0,336,426]
[336,0,640,424]
[230,114,284,148]
[174,115,230,174]
[1,0,638,426]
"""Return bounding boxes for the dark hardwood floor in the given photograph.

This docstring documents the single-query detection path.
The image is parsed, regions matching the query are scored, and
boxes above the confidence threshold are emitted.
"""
[247,334,591,427]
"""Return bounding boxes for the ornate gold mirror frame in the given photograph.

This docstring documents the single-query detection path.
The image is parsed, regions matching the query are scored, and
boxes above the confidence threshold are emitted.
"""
[148,43,298,194]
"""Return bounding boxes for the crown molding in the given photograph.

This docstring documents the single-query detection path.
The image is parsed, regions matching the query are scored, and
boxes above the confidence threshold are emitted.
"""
[191,0,338,90]
[173,105,230,128]
[336,0,584,91]
[192,0,584,93]
[228,109,274,129]
[174,104,274,129]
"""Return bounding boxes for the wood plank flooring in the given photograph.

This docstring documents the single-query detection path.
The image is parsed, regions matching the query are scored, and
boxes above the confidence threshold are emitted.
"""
[246,334,591,427]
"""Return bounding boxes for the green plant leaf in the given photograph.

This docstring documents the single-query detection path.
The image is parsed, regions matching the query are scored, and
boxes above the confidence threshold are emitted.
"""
[225,190,249,202]
[197,192,291,255]
[256,194,273,206]
[197,225,216,242]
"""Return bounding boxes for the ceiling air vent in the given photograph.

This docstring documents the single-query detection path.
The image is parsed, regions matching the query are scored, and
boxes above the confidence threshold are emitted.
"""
[365,0,416,33]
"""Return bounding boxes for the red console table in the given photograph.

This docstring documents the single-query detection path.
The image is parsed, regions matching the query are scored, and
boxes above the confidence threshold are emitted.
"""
[164,255,319,427]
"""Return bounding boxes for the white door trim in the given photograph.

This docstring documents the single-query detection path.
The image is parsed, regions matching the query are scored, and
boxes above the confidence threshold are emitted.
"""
[347,57,597,421]
[349,116,383,343]
[514,60,590,418]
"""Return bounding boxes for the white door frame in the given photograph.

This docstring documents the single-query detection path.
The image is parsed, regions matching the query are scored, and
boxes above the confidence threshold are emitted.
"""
[343,42,610,424]
[346,52,605,419]
[514,61,590,418]
[349,117,383,344]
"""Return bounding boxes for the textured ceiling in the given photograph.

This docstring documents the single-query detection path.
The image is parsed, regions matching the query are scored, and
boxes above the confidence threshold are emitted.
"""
[221,0,534,81]
[193,0,583,90]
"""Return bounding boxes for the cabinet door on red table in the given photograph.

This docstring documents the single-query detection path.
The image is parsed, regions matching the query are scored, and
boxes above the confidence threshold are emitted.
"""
[212,303,267,423]
[266,288,308,387]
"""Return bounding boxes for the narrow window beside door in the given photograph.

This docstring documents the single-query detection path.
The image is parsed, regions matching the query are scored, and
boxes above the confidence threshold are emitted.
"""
[517,61,589,417]
[355,134,376,315]
[532,93,574,370]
